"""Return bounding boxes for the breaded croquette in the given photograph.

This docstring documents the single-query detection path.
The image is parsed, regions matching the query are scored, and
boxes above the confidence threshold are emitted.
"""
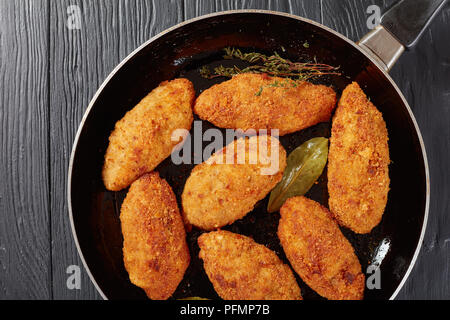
[198,230,302,300]
[120,172,190,300]
[194,73,336,135]
[278,196,365,300]
[103,78,195,191]
[182,135,287,230]
[328,82,390,234]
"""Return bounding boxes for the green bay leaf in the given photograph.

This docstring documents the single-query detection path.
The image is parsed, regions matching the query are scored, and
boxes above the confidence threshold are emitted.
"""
[267,137,329,213]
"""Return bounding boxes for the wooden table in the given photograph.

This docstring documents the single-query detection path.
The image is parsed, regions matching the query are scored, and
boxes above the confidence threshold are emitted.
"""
[0,0,449,300]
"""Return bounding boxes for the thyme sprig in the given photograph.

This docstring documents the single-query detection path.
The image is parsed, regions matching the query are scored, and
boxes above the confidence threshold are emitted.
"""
[255,78,299,96]
[200,47,341,81]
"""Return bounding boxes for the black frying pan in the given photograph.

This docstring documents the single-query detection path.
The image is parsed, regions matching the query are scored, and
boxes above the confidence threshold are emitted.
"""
[68,0,445,300]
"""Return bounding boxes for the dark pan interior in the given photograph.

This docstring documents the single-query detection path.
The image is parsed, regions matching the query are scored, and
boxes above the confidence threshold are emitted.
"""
[70,13,427,300]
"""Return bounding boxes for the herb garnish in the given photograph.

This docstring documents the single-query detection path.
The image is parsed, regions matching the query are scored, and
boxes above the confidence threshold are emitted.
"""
[267,137,329,213]
[199,47,340,81]
[255,78,299,96]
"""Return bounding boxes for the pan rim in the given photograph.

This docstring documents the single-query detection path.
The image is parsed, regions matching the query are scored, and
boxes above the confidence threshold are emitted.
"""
[67,9,430,301]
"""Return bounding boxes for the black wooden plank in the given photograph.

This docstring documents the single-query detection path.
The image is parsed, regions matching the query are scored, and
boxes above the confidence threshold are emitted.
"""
[49,0,183,299]
[0,0,51,299]
[49,0,119,300]
[48,0,450,300]
[322,0,395,41]
[184,0,321,21]
[388,3,450,299]
[322,0,450,299]
[49,0,321,300]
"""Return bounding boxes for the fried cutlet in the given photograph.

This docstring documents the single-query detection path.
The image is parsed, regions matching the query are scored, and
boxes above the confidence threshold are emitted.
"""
[198,230,302,300]
[103,78,195,191]
[278,196,365,300]
[194,73,336,135]
[328,82,390,234]
[182,135,287,230]
[120,172,190,300]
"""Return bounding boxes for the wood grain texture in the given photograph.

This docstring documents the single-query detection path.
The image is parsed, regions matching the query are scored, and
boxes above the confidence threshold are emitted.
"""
[51,0,320,300]
[0,0,448,300]
[322,0,395,40]
[49,0,183,299]
[389,2,450,300]
[0,0,51,299]
[322,0,450,299]
[184,0,321,21]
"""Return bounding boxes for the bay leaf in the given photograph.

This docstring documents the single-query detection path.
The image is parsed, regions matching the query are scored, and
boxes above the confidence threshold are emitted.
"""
[267,137,329,213]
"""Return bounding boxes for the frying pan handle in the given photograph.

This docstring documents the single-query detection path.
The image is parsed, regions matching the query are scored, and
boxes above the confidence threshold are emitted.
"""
[358,0,447,71]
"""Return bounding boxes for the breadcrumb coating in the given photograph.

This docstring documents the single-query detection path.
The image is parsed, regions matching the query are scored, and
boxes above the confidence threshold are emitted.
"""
[198,230,302,300]
[278,196,364,300]
[120,172,190,300]
[194,73,336,135]
[103,78,195,191]
[328,82,390,234]
[182,135,287,230]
